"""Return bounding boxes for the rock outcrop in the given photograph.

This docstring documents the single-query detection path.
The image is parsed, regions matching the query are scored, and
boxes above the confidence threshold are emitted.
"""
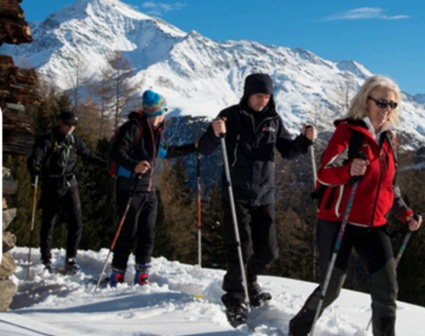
[1,0,37,311]
[1,168,18,311]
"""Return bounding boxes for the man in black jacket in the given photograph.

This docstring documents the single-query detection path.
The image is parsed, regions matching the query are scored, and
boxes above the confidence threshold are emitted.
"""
[27,111,105,273]
[108,89,197,287]
[198,73,317,324]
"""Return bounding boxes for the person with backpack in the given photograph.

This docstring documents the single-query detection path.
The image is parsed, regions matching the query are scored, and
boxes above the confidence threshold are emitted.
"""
[288,75,422,336]
[27,111,106,273]
[108,89,197,287]
[198,73,317,327]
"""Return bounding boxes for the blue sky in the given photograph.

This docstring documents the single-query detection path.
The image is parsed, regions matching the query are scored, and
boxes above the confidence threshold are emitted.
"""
[20,0,425,95]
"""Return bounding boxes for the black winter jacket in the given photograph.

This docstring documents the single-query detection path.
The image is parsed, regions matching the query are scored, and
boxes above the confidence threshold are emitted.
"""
[198,100,310,206]
[109,113,197,192]
[27,126,105,189]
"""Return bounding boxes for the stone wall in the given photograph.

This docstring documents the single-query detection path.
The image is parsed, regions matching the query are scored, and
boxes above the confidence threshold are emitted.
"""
[1,167,18,311]
[0,0,37,312]
[1,0,38,312]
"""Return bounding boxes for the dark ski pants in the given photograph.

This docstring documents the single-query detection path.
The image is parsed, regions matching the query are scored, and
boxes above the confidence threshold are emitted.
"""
[40,185,82,263]
[111,190,157,270]
[289,219,397,336]
[222,202,279,300]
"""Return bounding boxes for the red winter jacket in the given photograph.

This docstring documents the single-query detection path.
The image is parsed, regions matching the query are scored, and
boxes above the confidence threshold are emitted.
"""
[316,119,413,227]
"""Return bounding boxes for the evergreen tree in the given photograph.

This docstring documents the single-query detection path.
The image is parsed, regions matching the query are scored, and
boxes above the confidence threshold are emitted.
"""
[155,158,198,264]
[272,154,317,280]
[200,182,226,269]
[31,88,72,136]
[77,138,116,251]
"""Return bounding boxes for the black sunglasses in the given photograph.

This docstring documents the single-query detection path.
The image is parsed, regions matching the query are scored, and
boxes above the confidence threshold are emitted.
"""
[368,96,398,110]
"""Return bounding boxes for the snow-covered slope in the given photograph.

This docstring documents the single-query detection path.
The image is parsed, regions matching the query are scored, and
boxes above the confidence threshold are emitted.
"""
[2,0,425,147]
[4,247,425,335]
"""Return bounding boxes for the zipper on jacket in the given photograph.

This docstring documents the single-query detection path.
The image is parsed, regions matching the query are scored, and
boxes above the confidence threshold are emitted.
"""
[146,121,157,192]
[255,116,276,134]
[231,134,240,168]
[241,108,277,137]
[369,148,385,227]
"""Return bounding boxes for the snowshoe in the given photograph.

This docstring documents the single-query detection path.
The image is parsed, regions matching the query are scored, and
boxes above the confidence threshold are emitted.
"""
[250,291,272,307]
[222,293,248,328]
[248,282,272,307]
[52,267,78,275]
[64,258,80,274]
[226,305,248,328]
[42,261,54,273]
[92,276,111,289]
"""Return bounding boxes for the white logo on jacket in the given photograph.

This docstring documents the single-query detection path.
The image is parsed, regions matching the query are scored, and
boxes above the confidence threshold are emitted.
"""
[262,126,276,132]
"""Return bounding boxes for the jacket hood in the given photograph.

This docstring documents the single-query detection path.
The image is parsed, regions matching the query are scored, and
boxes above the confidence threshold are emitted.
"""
[239,73,276,113]
[127,110,165,131]
[127,111,143,120]
[334,118,391,143]
[334,118,368,132]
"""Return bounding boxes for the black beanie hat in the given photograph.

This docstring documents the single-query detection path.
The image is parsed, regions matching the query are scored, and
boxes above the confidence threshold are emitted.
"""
[242,73,273,100]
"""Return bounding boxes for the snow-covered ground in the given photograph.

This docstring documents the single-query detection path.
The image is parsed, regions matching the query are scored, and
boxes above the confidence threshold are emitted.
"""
[2,247,425,335]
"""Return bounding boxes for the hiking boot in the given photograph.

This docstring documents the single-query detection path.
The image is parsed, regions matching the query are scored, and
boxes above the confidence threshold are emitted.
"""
[134,263,150,286]
[42,260,54,273]
[109,267,125,287]
[248,282,272,307]
[221,293,248,328]
[65,258,80,274]
[226,304,248,328]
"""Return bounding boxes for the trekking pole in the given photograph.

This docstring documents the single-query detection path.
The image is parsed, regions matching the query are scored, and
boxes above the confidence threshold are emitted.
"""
[304,125,317,186]
[220,135,251,309]
[94,174,142,292]
[394,215,421,267]
[309,142,318,280]
[308,142,317,187]
[26,175,39,280]
[310,178,361,336]
[365,213,420,330]
[197,152,202,267]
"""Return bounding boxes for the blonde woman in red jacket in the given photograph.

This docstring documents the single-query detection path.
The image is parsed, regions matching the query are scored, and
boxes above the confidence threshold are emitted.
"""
[289,75,422,336]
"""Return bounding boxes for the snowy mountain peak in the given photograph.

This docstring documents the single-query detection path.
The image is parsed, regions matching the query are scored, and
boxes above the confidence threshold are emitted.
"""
[45,0,186,46]
[336,60,371,80]
[414,93,425,104]
[53,0,153,23]
[4,0,425,148]
[8,0,187,88]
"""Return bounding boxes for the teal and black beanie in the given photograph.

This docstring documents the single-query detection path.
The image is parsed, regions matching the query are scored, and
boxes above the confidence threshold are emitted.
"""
[142,90,167,117]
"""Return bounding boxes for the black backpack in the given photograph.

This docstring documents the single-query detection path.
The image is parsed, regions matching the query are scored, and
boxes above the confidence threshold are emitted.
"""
[45,134,76,178]
[106,113,144,178]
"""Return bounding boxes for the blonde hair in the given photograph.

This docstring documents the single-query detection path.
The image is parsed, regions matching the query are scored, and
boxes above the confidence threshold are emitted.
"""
[347,75,401,125]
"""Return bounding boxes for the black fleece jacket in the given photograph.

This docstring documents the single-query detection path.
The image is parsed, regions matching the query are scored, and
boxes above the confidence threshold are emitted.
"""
[198,99,310,206]
[109,113,197,192]
[27,126,105,189]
